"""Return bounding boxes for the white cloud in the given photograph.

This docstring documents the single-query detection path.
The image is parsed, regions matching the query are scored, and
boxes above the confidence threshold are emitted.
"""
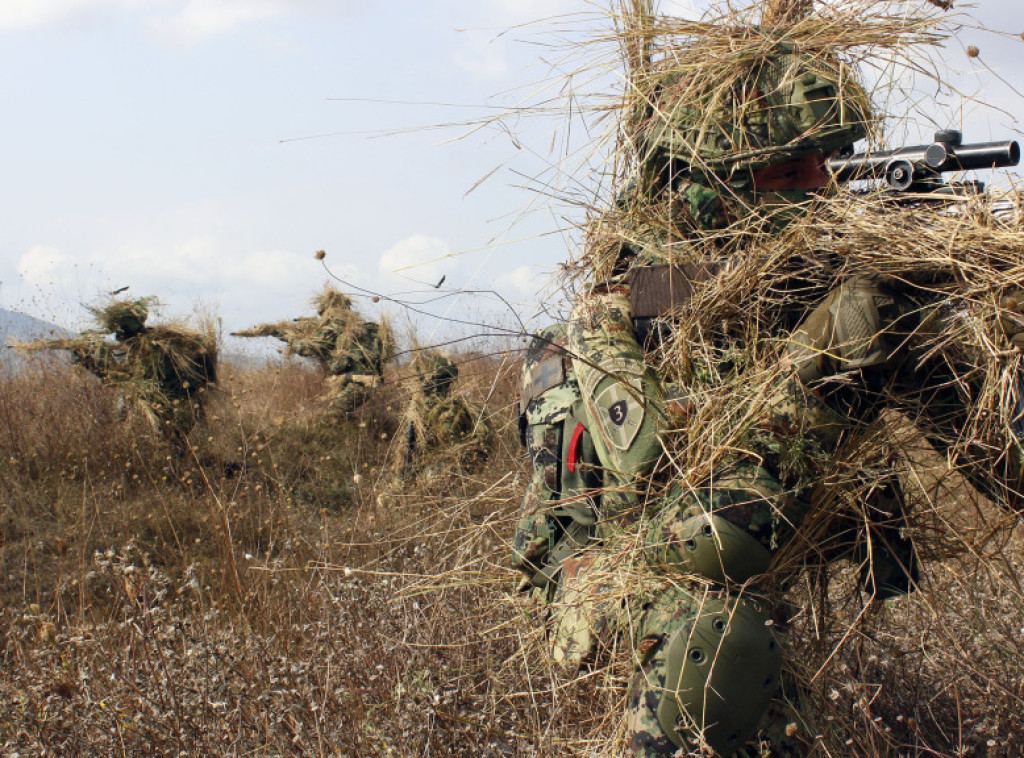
[148,0,293,41]
[0,0,335,37]
[378,235,455,290]
[494,264,541,298]
[17,245,76,286]
[453,36,512,83]
[482,0,585,25]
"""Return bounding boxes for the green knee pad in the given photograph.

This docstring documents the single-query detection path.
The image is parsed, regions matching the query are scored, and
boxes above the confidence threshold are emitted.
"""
[654,595,782,755]
[650,512,772,584]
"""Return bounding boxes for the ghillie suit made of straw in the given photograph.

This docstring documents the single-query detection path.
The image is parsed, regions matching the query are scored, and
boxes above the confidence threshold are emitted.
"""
[16,297,217,440]
[397,353,494,482]
[233,286,395,415]
[509,1,1024,756]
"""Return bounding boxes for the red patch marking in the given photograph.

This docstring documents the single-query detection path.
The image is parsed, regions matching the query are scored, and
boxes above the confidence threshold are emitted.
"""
[567,422,586,473]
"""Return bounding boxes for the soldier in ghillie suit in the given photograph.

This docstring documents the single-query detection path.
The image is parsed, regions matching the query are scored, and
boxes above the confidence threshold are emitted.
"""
[233,286,392,415]
[399,352,492,478]
[511,3,1024,756]
[18,296,217,442]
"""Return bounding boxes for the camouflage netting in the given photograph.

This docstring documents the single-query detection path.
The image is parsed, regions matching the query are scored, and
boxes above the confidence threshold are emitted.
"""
[499,0,1024,755]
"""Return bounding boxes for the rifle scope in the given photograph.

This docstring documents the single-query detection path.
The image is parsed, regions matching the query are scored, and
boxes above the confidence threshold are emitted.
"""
[827,130,1020,191]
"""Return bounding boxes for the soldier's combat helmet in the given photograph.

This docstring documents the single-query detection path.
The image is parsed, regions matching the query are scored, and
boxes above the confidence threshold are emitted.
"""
[91,296,154,340]
[636,37,872,189]
[311,286,353,317]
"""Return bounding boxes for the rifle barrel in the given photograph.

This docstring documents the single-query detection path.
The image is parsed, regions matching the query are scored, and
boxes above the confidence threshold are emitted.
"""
[939,140,1020,172]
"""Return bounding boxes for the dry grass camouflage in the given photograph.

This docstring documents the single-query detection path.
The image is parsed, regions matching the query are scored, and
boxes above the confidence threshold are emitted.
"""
[2,2,1024,757]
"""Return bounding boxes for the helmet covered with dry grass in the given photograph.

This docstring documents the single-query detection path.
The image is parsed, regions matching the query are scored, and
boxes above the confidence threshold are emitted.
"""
[311,286,352,317]
[417,353,459,398]
[90,296,155,340]
[638,37,872,186]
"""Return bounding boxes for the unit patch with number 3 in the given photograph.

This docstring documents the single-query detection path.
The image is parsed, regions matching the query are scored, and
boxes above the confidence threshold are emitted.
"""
[580,358,646,452]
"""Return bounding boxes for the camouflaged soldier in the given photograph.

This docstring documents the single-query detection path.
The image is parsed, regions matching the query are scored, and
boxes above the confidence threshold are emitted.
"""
[558,38,950,757]
[233,286,389,414]
[511,326,601,620]
[22,297,217,441]
[400,352,493,475]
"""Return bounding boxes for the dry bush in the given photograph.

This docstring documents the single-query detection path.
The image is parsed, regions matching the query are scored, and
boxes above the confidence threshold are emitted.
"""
[4,342,1023,757]
[0,349,555,757]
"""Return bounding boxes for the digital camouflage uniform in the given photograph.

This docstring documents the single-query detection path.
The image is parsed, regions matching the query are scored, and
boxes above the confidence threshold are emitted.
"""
[512,37,997,758]
[233,287,389,414]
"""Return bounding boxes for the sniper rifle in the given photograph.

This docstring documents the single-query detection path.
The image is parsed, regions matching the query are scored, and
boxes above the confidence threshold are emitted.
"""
[827,129,1020,197]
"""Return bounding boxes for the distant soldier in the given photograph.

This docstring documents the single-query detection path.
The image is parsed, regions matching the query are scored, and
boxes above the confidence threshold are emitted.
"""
[16,296,217,441]
[400,352,492,477]
[233,286,392,414]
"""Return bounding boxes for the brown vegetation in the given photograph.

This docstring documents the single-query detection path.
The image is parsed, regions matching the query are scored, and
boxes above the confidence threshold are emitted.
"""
[0,353,533,757]
[2,344,1023,757]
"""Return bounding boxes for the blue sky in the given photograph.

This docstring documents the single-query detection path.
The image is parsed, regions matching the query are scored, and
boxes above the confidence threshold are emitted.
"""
[1,0,598,341]
[2,0,1022,342]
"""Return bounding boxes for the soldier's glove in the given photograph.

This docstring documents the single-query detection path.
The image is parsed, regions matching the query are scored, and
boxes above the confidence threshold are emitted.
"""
[999,291,1024,348]
[511,513,561,592]
[512,516,548,572]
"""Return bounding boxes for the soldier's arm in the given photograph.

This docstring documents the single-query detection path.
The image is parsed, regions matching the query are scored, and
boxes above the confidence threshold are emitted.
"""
[13,335,118,376]
[231,322,289,340]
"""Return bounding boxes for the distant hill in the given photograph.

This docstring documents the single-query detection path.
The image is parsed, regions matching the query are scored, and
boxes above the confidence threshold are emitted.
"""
[0,308,72,371]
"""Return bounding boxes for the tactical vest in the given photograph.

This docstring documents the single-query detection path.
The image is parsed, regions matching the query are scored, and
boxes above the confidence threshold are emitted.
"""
[519,329,602,521]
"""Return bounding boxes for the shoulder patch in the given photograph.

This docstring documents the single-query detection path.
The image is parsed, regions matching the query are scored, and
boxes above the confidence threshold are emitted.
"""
[581,357,646,452]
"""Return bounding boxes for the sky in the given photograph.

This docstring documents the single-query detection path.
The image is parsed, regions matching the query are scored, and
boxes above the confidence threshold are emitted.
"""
[2,0,1023,347]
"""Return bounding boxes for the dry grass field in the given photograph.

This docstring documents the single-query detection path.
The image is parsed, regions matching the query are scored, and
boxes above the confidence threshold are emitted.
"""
[1,349,1023,757]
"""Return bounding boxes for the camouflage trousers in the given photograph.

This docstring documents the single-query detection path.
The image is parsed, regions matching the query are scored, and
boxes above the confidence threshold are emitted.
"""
[626,581,811,758]
[629,460,810,757]
[544,456,914,757]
